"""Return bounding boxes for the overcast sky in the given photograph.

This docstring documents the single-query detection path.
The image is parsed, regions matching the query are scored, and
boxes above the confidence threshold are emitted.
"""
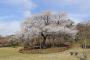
[0,0,90,36]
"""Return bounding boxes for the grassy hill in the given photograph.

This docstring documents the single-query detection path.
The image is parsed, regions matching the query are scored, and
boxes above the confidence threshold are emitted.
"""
[0,47,90,60]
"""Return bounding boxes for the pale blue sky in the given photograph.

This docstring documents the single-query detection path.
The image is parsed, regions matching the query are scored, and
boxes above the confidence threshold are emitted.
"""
[0,0,90,36]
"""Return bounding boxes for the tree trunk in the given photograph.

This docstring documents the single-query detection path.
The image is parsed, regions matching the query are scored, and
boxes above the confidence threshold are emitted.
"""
[41,33,47,48]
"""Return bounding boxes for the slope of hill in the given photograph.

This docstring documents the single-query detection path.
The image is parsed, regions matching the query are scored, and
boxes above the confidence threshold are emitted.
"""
[0,47,90,60]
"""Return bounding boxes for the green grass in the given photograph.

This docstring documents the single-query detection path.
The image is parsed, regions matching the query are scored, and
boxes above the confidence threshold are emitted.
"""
[86,39,90,45]
[0,47,90,60]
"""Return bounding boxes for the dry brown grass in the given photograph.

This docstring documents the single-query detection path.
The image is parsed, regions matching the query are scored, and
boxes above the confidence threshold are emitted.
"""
[21,47,68,54]
[0,47,90,60]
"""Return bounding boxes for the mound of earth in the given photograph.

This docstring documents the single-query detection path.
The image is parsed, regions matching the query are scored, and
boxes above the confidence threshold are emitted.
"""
[19,47,69,54]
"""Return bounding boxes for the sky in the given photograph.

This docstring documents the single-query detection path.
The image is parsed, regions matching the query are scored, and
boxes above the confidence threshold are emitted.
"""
[0,0,90,36]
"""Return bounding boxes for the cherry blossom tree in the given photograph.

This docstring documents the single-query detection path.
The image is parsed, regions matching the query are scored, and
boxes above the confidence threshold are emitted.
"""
[19,11,78,49]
